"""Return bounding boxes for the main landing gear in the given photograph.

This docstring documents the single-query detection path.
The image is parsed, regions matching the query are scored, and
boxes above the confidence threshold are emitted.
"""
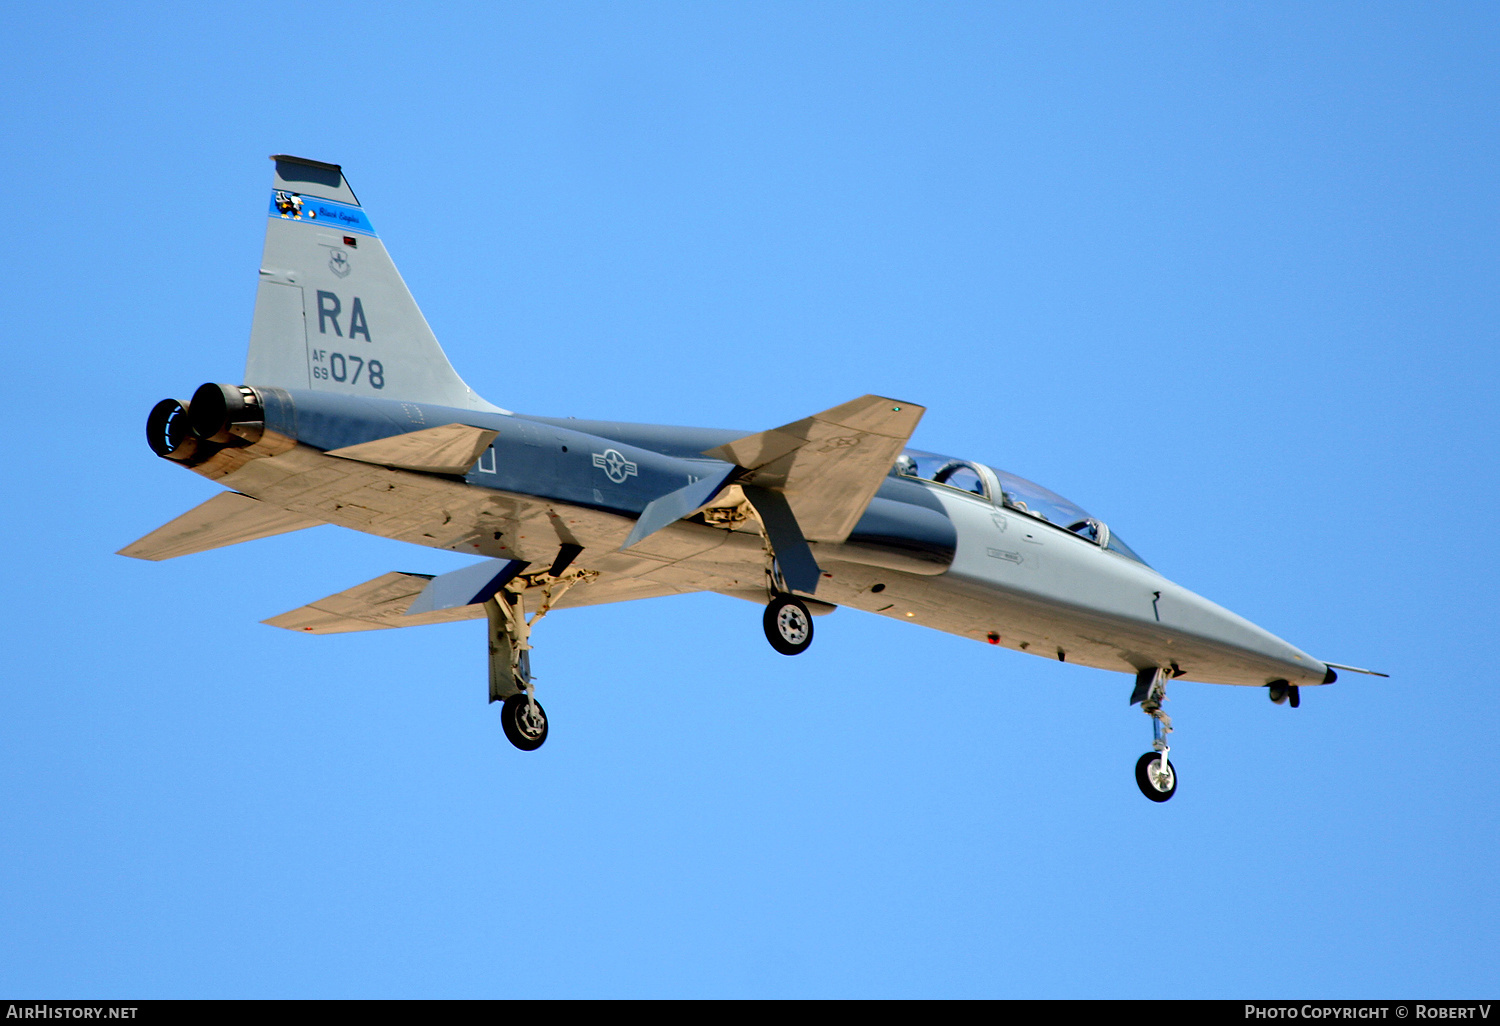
[484,557,594,752]
[1132,668,1177,802]
[486,590,549,751]
[764,594,814,656]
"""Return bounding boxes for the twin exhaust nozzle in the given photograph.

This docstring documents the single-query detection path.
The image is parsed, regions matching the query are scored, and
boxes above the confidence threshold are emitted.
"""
[146,383,265,463]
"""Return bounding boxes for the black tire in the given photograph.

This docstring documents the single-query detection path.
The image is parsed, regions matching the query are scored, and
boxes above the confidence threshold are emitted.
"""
[501,693,548,751]
[763,595,814,656]
[1135,751,1177,802]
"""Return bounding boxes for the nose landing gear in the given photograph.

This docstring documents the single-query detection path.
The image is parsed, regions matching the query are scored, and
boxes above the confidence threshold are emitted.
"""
[1268,680,1301,707]
[1132,667,1177,802]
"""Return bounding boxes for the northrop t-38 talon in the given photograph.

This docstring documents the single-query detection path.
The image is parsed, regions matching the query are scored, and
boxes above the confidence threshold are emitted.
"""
[122,155,1385,801]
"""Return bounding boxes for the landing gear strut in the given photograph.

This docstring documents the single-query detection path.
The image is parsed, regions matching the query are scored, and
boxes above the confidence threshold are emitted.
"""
[764,594,813,655]
[485,591,547,751]
[760,536,816,655]
[484,559,594,752]
[1133,668,1177,802]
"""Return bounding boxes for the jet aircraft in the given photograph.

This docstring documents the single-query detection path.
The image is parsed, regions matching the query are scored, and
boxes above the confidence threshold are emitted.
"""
[123,155,1385,802]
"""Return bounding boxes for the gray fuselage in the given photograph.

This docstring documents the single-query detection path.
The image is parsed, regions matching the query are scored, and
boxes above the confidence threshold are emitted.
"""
[187,388,1329,691]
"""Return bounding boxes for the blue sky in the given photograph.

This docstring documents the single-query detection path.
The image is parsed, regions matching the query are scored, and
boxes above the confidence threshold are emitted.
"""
[0,1,1495,997]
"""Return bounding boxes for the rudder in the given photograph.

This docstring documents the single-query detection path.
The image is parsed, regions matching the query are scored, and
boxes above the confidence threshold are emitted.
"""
[245,155,501,412]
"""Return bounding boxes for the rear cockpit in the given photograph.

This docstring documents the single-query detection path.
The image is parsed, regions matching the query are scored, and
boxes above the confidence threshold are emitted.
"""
[892,450,1150,566]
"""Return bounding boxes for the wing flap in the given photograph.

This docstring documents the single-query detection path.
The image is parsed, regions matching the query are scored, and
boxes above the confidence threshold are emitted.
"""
[405,558,530,615]
[620,467,740,550]
[118,491,323,561]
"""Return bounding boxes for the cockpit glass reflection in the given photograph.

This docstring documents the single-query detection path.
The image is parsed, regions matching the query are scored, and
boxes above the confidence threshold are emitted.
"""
[892,449,1150,566]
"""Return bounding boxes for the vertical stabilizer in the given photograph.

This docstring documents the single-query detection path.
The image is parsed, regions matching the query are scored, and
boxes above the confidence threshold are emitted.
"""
[245,155,502,412]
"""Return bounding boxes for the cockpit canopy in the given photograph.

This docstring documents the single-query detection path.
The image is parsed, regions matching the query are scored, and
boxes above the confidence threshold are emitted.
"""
[892,450,1149,565]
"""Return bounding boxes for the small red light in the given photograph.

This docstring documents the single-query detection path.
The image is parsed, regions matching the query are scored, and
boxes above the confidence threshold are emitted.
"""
[343,236,357,247]
[986,632,1001,645]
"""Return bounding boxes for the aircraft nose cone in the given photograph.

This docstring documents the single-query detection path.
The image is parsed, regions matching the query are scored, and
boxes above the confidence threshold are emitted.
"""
[1158,582,1331,687]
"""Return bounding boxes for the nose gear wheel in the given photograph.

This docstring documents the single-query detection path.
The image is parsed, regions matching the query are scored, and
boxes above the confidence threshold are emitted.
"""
[1133,667,1178,802]
[1135,751,1177,801]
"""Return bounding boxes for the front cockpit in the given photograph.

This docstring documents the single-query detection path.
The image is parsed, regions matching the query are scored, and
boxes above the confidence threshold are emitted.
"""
[892,450,1150,566]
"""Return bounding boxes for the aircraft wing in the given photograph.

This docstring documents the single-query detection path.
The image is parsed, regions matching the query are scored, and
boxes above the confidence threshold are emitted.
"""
[547,573,701,610]
[702,394,924,543]
[263,571,464,634]
[118,491,323,561]
[264,563,705,635]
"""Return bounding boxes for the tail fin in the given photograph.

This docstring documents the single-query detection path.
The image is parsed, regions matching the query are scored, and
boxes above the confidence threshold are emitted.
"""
[245,155,502,413]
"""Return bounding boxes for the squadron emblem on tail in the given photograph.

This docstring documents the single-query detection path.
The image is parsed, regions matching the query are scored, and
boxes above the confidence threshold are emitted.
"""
[273,190,313,220]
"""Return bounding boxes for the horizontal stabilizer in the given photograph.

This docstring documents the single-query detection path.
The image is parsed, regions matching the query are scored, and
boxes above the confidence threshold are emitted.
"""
[326,423,499,475]
[703,395,924,543]
[620,467,740,551]
[405,558,530,616]
[118,491,322,561]
[263,571,486,634]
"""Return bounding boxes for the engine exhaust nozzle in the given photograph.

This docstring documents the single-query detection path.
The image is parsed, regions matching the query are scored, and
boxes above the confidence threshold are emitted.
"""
[145,398,199,462]
[188,383,265,445]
